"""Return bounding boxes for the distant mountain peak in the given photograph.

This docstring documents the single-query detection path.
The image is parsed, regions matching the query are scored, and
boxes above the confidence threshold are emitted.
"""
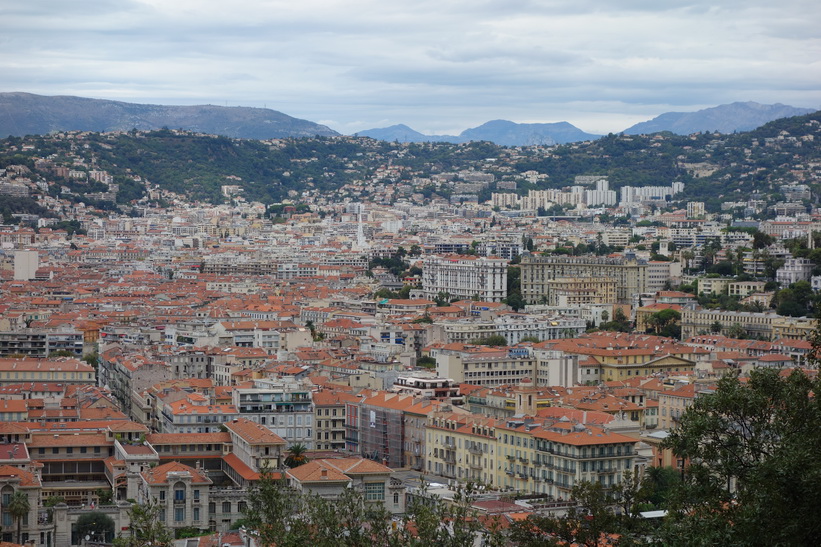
[357,119,600,146]
[624,101,817,136]
[0,92,339,139]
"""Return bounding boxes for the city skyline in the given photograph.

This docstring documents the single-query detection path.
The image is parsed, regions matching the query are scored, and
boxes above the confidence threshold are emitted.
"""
[2,0,819,136]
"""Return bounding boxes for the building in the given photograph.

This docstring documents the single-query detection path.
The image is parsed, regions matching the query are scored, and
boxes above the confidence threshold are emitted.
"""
[519,254,647,304]
[429,315,586,346]
[223,417,286,473]
[313,390,360,452]
[13,250,38,281]
[232,378,314,448]
[680,309,815,341]
[776,258,813,286]
[0,331,84,358]
[0,358,95,386]
[542,277,617,306]
[286,458,405,514]
[138,461,213,534]
[422,255,508,303]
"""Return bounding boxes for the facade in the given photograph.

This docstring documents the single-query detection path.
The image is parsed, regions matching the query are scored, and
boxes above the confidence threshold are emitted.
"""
[776,258,813,286]
[519,254,647,304]
[542,277,617,307]
[0,331,84,358]
[0,358,94,386]
[138,461,213,535]
[422,255,508,303]
[286,458,406,514]
[680,309,815,341]
[430,315,585,346]
[232,378,314,448]
[313,391,359,452]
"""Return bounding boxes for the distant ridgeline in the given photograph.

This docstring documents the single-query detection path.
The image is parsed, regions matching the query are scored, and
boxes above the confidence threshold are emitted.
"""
[0,109,818,209]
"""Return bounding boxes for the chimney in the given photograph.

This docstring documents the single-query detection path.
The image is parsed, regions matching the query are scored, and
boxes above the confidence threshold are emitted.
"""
[321,469,327,479]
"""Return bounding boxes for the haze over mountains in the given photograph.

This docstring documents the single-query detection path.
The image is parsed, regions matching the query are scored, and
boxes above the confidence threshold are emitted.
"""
[0,92,816,146]
[622,101,816,135]
[0,92,337,140]
[356,120,600,146]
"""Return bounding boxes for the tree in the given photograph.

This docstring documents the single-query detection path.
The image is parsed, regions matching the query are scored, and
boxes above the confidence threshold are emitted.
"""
[509,481,624,547]
[660,368,821,545]
[469,334,508,347]
[7,491,30,545]
[399,481,491,547]
[642,466,681,508]
[648,309,681,335]
[114,499,173,547]
[75,511,115,544]
[285,443,309,468]
[95,487,113,505]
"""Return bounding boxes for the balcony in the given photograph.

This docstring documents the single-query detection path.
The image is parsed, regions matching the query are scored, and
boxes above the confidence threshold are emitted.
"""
[467,445,483,455]
[505,468,514,476]
[506,454,515,461]
[469,461,483,470]
[518,456,529,464]
[518,472,529,480]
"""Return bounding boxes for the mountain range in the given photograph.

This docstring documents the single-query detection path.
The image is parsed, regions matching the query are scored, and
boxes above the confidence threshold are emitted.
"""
[0,92,816,146]
[0,92,338,140]
[356,120,600,146]
[622,101,816,135]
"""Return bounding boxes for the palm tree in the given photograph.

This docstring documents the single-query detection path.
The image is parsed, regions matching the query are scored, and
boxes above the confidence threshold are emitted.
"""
[285,443,309,468]
[8,490,30,545]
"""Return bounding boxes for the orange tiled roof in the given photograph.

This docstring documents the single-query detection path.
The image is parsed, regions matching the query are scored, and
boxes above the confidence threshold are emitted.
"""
[141,461,211,485]
[224,418,285,445]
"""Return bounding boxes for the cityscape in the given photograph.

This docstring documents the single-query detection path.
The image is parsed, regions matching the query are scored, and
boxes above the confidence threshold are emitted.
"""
[0,109,818,546]
[1,0,820,545]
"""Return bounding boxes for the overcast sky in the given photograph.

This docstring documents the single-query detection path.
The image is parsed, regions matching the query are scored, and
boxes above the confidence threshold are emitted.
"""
[2,0,819,135]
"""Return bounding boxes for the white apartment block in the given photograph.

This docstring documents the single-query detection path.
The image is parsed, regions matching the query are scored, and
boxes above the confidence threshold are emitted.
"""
[422,255,508,302]
[776,258,813,286]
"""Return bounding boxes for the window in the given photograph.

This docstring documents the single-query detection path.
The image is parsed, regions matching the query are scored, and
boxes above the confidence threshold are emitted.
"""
[193,507,200,521]
[159,491,165,501]
[174,507,185,522]
[222,501,232,513]
[175,489,185,502]
[237,501,247,513]
[393,492,400,505]
[193,489,200,500]
[80,447,87,454]
[208,503,216,515]
[67,447,73,454]
[364,482,385,502]
[52,448,59,454]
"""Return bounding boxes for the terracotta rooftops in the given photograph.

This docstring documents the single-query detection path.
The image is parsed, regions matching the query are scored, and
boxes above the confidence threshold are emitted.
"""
[141,461,211,485]
[0,464,40,487]
[224,417,286,445]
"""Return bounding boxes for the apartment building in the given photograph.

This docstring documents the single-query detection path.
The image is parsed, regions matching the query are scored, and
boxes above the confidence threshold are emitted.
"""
[429,315,585,346]
[680,309,815,341]
[436,346,536,387]
[542,277,617,306]
[232,379,314,448]
[519,254,647,304]
[0,358,95,386]
[313,390,360,451]
[422,255,508,303]
[0,330,84,358]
